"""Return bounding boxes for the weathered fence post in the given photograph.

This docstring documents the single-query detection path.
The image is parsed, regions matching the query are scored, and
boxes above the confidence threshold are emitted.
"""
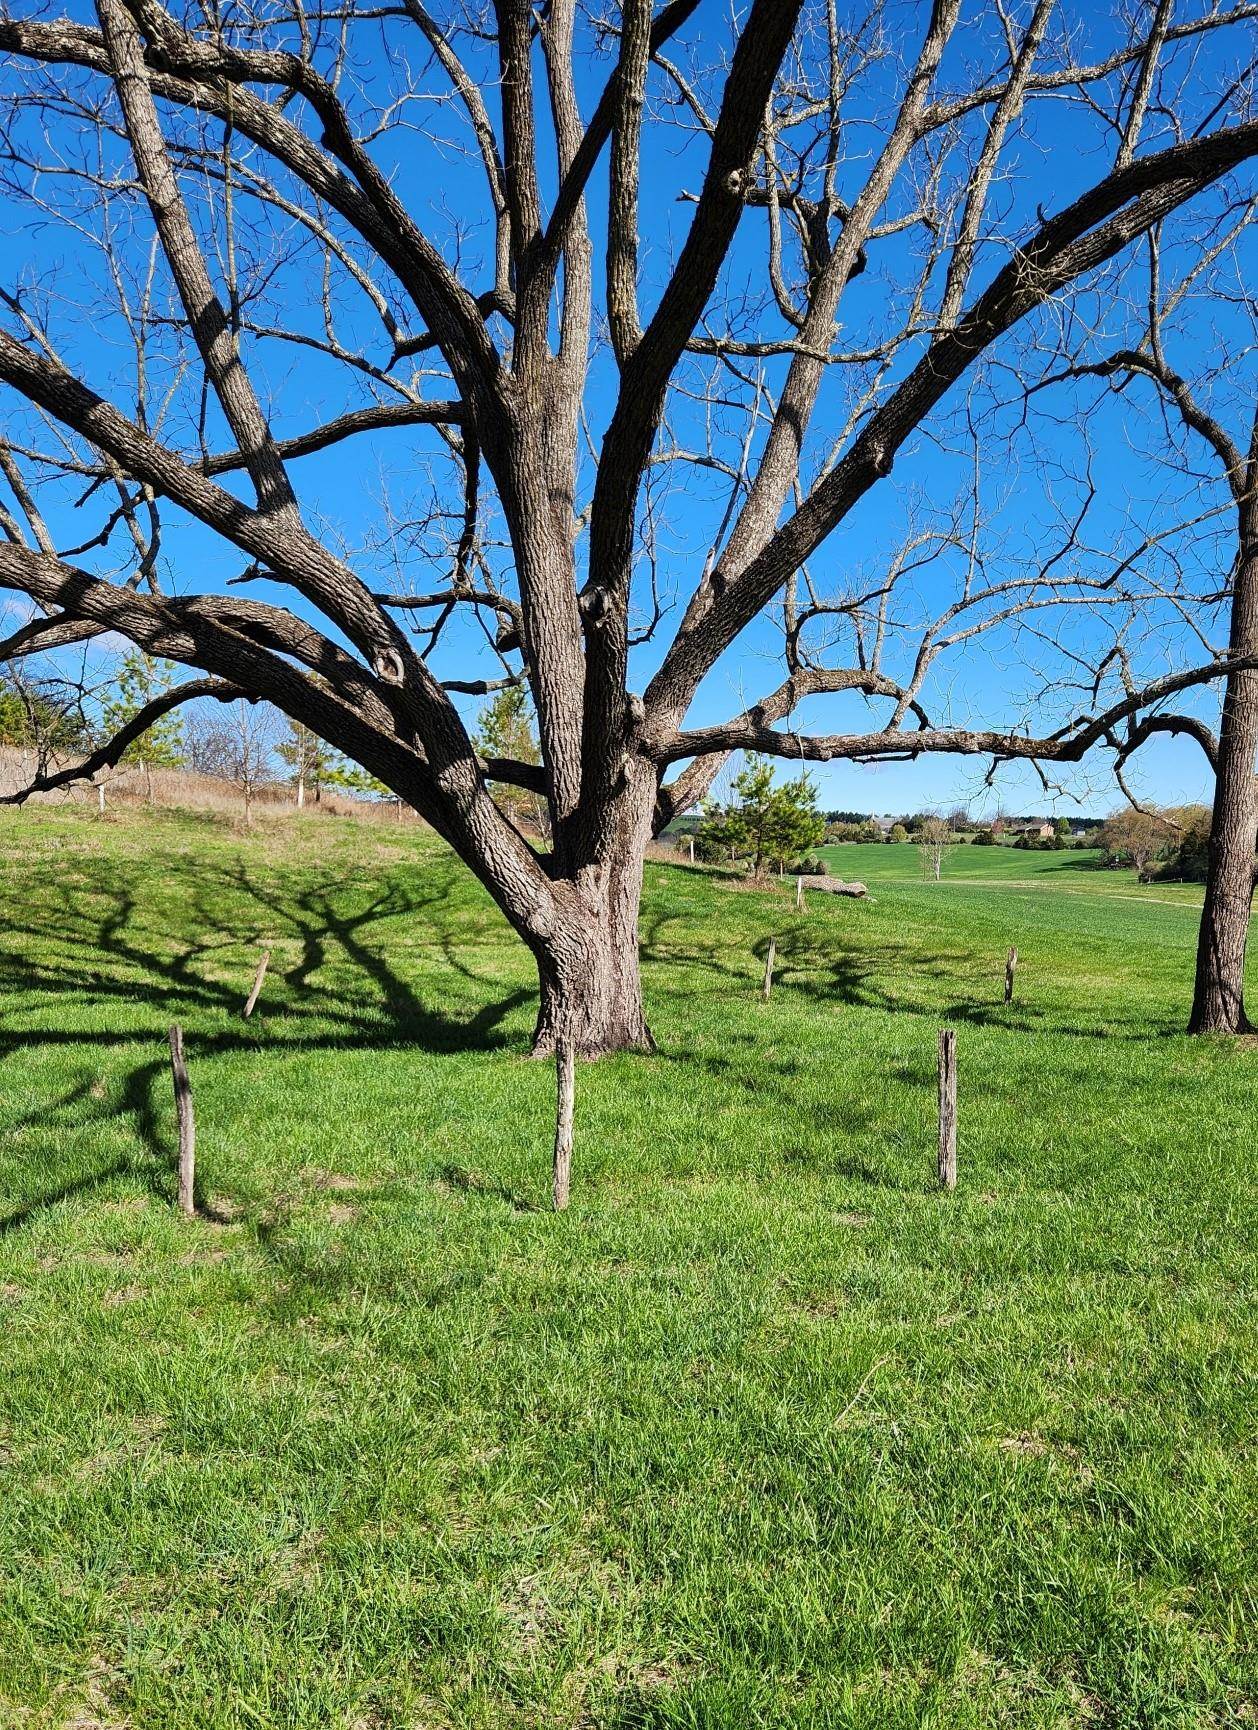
[763,937,776,1003]
[689,835,695,864]
[96,780,106,815]
[243,948,271,1018]
[169,1024,196,1216]
[795,875,804,911]
[553,1041,575,1211]
[1004,946,1018,1004]
[937,1028,957,1191]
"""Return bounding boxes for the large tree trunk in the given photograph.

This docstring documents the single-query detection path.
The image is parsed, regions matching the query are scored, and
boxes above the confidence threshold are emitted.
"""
[528,769,656,1058]
[1189,523,1258,1034]
[531,901,653,1057]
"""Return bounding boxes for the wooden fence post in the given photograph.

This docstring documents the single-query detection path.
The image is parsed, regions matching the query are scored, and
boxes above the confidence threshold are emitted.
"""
[553,1041,575,1211]
[795,875,804,911]
[243,948,271,1018]
[169,1025,196,1216]
[688,835,695,864]
[937,1028,957,1191]
[1004,946,1018,1004]
[762,937,776,1002]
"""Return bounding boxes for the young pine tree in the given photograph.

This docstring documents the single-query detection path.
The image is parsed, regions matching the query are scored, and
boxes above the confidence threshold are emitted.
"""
[100,651,184,801]
[276,719,338,808]
[475,685,547,837]
[698,756,825,878]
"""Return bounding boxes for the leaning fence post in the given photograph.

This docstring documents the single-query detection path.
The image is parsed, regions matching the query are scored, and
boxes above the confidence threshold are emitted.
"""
[553,1041,575,1211]
[937,1027,957,1191]
[762,936,776,1003]
[169,1024,196,1216]
[1004,946,1018,1004]
[243,947,271,1018]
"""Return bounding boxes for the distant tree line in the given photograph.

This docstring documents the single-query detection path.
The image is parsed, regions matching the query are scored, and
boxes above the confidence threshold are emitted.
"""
[821,810,1085,848]
[1,652,401,819]
[1096,807,1213,884]
[819,807,1105,838]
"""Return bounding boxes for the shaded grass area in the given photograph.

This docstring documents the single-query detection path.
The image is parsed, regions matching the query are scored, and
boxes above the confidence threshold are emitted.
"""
[0,808,1254,1728]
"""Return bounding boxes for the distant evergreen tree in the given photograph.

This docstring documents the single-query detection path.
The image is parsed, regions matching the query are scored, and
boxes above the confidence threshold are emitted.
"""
[698,755,825,878]
[100,652,184,799]
[324,759,393,798]
[475,685,547,836]
[0,673,88,755]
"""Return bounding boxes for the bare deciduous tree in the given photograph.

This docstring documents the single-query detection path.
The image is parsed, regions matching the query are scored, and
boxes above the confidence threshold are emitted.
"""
[1,1,1256,1054]
[187,699,277,822]
[918,816,951,882]
[1029,191,1257,1032]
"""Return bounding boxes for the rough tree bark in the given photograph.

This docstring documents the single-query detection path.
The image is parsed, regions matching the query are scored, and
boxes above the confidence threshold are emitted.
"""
[1191,469,1258,1033]
[529,766,657,1056]
[1067,365,1258,1036]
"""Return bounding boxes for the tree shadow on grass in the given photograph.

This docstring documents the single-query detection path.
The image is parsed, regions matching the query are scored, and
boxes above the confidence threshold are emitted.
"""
[0,1156,150,1237]
[0,851,533,1059]
[0,850,541,1238]
[436,1162,541,1213]
[639,905,1170,1043]
[646,1034,916,1190]
[0,1053,175,1233]
[0,843,1188,1242]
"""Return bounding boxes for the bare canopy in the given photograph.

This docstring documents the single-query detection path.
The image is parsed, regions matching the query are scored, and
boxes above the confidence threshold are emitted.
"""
[1,0,1256,1053]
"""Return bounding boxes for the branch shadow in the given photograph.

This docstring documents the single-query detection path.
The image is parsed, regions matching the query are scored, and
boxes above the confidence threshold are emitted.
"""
[436,1162,540,1213]
[0,851,532,1059]
[0,848,541,1239]
[639,899,1168,1043]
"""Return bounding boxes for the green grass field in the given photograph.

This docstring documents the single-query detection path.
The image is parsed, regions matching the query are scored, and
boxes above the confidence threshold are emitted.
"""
[816,838,1204,893]
[0,808,1253,1728]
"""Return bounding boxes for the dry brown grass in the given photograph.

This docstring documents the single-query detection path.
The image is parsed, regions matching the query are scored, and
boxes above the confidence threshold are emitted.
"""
[0,744,423,827]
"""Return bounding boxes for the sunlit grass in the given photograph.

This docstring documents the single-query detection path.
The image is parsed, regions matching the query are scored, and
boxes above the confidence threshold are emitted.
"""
[0,806,1253,1727]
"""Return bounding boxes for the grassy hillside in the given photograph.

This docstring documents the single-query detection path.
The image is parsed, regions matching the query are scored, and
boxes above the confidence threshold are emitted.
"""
[0,807,1253,1728]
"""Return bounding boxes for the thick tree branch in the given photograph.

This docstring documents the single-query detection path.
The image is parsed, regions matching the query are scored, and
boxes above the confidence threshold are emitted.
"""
[580,0,805,843]
[0,12,506,432]
[653,656,1258,773]
[648,120,1258,723]
[202,400,467,475]
[530,0,703,311]
[652,666,928,832]
[0,327,432,686]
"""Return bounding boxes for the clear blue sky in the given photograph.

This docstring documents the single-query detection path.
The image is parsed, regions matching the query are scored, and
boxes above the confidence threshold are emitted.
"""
[1,0,1255,817]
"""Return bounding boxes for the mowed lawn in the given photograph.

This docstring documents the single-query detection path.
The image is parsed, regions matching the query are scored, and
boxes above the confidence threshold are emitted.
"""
[0,809,1253,1729]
